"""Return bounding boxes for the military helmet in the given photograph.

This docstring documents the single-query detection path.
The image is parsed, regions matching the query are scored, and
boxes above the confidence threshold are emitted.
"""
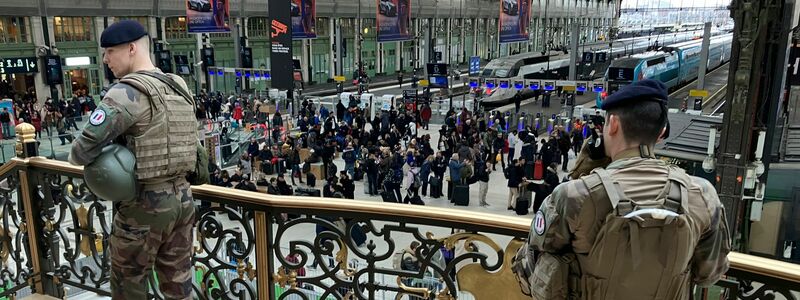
[85,144,138,202]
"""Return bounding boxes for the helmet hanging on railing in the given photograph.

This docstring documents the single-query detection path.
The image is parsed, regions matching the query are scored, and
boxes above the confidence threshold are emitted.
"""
[84,144,138,202]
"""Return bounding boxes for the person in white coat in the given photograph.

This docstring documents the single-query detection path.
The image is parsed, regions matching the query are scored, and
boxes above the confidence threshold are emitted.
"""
[507,130,518,165]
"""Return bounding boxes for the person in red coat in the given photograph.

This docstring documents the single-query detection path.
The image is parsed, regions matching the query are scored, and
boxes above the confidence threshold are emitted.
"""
[232,103,243,125]
[30,110,42,138]
[420,105,432,130]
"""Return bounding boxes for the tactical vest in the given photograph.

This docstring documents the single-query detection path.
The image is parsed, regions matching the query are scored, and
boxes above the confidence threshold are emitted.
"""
[576,166,698,300]
[119,72,198,181]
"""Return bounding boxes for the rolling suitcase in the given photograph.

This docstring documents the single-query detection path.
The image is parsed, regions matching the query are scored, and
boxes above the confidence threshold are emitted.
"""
[452,185,469,206]
[533,160,544,180]
[275,158,286,174]
[381,191,397,203]
[306,173,317,188]
[409,195,425,205]
[261,161,274,175]
[515,197,530,215]
[429,177,442,198]
[295,187,321,197]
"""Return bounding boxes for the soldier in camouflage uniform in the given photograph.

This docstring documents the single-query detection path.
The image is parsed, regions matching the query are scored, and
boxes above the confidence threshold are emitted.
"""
[68,21,197,299]
[514,79,731,300]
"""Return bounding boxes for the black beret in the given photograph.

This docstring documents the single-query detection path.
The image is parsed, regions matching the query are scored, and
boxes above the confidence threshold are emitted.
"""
[100,20,148,48]
[601,79,668,110]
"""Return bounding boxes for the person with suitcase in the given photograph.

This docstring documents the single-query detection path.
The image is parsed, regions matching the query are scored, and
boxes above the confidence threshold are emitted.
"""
[430,152,447,198]
[505,159,525,210]
[515,180,530,215]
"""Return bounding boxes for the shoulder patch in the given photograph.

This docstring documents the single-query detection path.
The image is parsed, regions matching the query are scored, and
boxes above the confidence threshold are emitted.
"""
[534,211,546,235]
[89,109,106,126]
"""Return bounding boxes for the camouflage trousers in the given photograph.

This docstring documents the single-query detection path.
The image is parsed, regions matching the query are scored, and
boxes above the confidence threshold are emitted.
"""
[110,180,195,300]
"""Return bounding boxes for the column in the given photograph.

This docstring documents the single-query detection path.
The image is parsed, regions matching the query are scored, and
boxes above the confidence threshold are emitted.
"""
[301,39,310,83]
[94,17,109,86]
[377,41,384,75]
[356,17,362,74]
[473,18,479,60]
[31,17,49,105]
[459,18,466,63]
[396,41,402,73]
[445,18,452,64]
[329,18,336,78]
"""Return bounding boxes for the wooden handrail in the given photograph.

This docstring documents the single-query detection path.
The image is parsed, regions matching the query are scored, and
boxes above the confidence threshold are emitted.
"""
[20,157,533,233]
[13,157,800,285]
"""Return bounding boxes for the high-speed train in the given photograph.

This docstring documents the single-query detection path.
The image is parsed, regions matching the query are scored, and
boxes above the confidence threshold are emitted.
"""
[477,31,709,107]
[598,33,733,107]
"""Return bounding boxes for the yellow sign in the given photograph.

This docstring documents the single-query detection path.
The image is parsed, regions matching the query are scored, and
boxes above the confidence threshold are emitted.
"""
[562,85,576,92]
[419,79,430,87]
[689,89,709,98]
[333,76,346,83]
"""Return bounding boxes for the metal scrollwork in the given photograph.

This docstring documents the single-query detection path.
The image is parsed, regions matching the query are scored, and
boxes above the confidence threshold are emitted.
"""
[39,172,111,294]
[737,278,796,300]
[193,206,256,300]
[270,213,513,300]
[0,171,32,298]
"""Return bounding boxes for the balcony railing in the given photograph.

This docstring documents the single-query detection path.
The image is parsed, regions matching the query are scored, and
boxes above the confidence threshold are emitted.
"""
[1,140,800,299]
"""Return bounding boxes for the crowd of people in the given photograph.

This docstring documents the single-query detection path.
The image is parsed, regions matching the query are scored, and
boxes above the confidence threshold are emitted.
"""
[196,88,605,215]
[2,88,96,143]
[1,80,601,215]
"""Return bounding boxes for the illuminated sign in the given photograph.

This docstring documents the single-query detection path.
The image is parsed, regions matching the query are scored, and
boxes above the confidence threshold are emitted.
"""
[0,57,38,74]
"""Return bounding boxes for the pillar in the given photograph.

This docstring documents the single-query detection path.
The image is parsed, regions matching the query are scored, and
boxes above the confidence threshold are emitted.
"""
[301,39,311,83]
[94,17,109,86]
[396,41,402,73]
[31,17,49,105]
[471,18,479,56]
[445,18,452,64]
[459,18,466,63]
[329,18,337,78]
[377,41,384,75]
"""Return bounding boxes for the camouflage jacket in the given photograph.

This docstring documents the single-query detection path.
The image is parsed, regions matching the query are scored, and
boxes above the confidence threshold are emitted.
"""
[526,148,731,299]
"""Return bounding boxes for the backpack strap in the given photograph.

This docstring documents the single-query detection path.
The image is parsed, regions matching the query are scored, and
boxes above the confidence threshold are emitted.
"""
[592,168,633,216]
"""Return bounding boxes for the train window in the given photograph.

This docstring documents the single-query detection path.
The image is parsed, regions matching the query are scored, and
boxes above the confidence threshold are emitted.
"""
[481,69,494,77]
[646,57,666,67]
[608,68,634,81]
[495,69,510,78]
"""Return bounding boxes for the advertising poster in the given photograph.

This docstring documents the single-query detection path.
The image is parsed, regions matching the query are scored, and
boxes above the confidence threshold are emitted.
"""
[186,0,231,33]
[376,0,412,42]
[292,0,317,39]
[498,0,530,43]
[270,0,294,90]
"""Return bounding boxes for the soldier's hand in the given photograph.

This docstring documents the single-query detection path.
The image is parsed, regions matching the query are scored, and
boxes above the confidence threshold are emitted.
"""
[569,139,611,180]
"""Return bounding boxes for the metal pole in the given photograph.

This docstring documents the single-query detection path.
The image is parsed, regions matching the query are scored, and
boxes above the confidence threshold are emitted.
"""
[568,22,579,81]
[335,20,344,77]
[696,22,712,90]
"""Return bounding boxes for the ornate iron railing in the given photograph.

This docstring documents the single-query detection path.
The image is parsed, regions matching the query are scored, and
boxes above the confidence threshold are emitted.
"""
[0,156,799,299]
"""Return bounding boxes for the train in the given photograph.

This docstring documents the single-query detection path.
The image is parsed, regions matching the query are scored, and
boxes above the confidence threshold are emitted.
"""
[598,33,733,107]
[476,31,707,107]
[617,23,720,39]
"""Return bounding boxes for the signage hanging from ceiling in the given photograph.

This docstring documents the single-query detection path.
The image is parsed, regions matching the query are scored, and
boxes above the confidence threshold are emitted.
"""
[292,0,317,39]
[498,0,531,43]
[186,0,231,33]
[377,0,413,42]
